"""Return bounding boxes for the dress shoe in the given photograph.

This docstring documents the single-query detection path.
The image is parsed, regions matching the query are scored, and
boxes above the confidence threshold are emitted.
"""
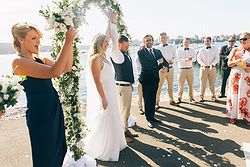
[125,136,134,143]
[147,121,154,128]
[177,98,181,104]
[169,101,180,106]
[152,118,162,123]
[189,99,196,104]
[125,130,139,138]
[218,95,226,98]
[199,97,205,102]
[211,96,219,102]
[155,103,160,109]
[138,109,144,115]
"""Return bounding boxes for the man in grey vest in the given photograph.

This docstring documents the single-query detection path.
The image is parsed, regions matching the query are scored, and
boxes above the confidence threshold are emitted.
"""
[107,12,138,143]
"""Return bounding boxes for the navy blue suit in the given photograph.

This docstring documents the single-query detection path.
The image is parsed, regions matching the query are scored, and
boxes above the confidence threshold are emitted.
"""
[137,48,169,121]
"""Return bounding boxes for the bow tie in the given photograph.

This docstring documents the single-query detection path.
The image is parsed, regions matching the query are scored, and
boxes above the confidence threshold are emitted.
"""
[163,44,168,47]
[184,48,189,50]
[206,46,211,49]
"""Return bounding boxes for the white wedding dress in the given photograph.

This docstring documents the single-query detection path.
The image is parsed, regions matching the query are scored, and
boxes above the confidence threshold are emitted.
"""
[85,57,127,161]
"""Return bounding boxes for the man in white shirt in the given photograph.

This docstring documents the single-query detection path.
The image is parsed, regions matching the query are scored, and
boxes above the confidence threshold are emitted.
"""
[156,32,179,107]
[176,38,197,103]
[197,37,219,102]
[106,12,138,142]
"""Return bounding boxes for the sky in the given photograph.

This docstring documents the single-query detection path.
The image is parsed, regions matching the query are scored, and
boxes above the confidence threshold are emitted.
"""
[0,0,249,45]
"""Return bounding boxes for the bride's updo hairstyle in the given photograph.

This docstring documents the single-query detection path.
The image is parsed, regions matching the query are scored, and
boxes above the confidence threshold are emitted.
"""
[89,33,106,57]
[11,22,43,53]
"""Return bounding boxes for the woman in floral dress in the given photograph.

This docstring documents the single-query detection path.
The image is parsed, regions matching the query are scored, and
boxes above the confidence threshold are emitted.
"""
[227,32,250,125]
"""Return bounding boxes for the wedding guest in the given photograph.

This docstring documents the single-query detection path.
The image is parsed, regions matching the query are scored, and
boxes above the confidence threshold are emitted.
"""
[135,43,145,115]
[226,32,250,125]
[107,12,138,143]
[156,32,179,108]
[85,13,127,161]
[137,34,169,128]
[197,37,220,102]
[219,36,237,98]
[176,38,197,103]
[11,22,77,167]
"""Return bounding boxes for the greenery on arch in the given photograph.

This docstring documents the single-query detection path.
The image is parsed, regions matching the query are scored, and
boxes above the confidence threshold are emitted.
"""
[40,0,130,161]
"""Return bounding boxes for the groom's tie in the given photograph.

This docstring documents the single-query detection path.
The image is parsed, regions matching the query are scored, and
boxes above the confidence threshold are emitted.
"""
[149,49,156,59]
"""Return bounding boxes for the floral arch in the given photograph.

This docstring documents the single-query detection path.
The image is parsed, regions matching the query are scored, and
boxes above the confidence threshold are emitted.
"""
[39,0,130,161]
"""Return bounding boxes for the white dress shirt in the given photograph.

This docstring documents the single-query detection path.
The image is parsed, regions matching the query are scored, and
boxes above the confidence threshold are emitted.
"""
[176,47,197,68]
[197,46,219,67]
[106,21,125,64]
[156,43,177,67]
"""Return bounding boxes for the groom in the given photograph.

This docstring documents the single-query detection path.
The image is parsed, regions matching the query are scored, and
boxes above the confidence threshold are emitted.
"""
[107,13,138,143]
[137,34,169,128]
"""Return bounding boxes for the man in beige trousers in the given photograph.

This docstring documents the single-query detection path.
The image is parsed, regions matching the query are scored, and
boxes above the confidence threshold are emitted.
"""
[156,32,179,107]
[135,55,144,114]
[107,13,138,143]
[176,38,197,103]
[197,37,220,102]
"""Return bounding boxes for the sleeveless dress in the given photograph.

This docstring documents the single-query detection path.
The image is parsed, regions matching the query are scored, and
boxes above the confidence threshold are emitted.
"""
[22,57,67,167]
[85,58,127,161]
[226,50,250,121]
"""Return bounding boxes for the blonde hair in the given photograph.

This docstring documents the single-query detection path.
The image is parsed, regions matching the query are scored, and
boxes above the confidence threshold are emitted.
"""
[89,33,106,57]
[11,22,43,53]
[242,32,250,38]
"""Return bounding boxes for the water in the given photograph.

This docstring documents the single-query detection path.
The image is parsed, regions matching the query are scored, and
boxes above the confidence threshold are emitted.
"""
[0,43,227,108]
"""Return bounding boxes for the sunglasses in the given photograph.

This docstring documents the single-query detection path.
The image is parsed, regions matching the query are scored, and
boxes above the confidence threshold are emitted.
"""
[228,40,235,42]
[239,37,249,42]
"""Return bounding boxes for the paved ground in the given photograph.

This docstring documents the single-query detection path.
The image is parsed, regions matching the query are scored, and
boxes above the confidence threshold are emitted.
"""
[0,97,249,167]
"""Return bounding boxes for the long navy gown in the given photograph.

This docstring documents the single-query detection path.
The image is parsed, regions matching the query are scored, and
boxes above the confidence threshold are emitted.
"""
[22,57,67,167]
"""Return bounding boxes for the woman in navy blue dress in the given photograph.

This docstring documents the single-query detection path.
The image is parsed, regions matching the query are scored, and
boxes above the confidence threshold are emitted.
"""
[11,22,78,167]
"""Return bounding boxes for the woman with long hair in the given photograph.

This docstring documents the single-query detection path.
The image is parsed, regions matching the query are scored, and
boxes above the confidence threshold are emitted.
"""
[11,22,77,166]
[85,15,127,161]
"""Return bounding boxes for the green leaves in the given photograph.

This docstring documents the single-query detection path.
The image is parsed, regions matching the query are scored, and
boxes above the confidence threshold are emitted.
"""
[41,0,130,161]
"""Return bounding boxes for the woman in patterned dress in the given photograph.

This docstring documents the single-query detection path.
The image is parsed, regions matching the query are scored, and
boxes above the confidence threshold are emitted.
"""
[226,32,250,125]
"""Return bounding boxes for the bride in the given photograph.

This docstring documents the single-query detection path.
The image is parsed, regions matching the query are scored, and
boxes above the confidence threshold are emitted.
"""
[84,13,127,161]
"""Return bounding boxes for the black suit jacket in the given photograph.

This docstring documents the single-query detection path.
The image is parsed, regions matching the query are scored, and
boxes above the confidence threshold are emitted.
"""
[219,45,236,70]
[137,48,169,84]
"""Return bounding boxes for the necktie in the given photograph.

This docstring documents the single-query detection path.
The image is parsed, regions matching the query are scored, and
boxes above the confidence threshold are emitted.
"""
[125,52,132,62]
[163,44,168,47]
[149,49,155,59]
[206,46,211,49]
[184,48,189,50]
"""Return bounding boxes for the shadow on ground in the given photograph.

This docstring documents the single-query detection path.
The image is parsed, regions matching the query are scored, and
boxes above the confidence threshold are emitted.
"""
[97,99,248,167]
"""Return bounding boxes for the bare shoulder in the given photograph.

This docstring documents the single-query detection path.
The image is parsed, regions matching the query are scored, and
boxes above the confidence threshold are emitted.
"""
[231,47,241,55]
[12,56,23,68]
[11,56,30,74]
[89,54,100,62]
[89,54,103,66]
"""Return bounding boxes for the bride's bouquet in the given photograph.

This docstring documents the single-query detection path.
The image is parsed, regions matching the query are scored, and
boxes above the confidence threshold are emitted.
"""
[0,75,24,115]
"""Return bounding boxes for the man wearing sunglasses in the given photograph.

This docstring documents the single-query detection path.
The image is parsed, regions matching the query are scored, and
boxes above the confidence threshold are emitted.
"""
[219,36,237,98]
